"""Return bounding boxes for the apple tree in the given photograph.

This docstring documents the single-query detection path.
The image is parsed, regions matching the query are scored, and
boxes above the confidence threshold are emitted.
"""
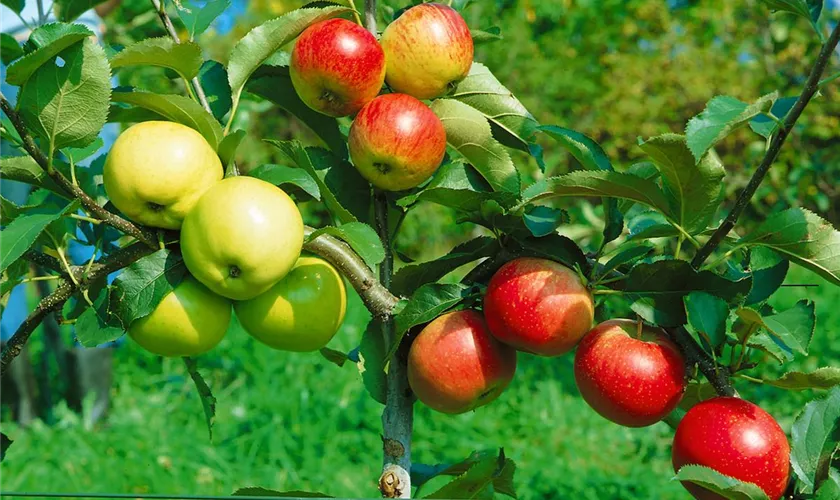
[1,0,840,498]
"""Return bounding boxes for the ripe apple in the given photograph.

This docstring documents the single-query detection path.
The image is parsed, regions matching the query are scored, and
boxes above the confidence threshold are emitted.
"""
[348,93,446,191]
[290,18,386,117]
[103,121,223,229]
[128,276,231,357]
[407,310,517,414]
[180,176,304,301]
[574,319,686,427]
[234,256,347,352]
[672,397,791,500]
[483,257,594,356]
[380,3,473,99]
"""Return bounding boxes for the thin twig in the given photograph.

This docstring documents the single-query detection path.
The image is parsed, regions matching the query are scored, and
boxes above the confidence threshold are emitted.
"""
[691,22,840,268]
[148,0,212,114]
[0,93,158,248]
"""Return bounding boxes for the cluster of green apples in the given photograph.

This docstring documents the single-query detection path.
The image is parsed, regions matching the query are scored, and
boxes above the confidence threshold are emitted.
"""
[289,3,473,190]
[103,122,347,357]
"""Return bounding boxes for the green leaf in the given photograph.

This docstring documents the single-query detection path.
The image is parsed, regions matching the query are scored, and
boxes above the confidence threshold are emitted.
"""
[75,286,125,347]
[638,134,725,234]
[395,283,472,337]
[537,125,623,245]
[624,260,751,327]
[450,63,538,151]
[0,156,68,198]
[233,487,334,498]
[430,99,520,194]
[307,223,384,272]
[685,93,777,162]
[177,0,231,39]
[247,66,347,158]
[111,249,188,328]
[397,162,516,213]
[110,37,203,80]
[791,387,840,493]
[106,104,167,124]
[19,38,110,151]
[513,234,589,274]
[1,0,23,14]
[183,357,217,441]
[738,208,840,287]
[764,368,840,390]
[217,129,245,176]
[425,449,514,499]
[391,237,499,296]
[6,23,94,86]
[226,5,350,114]
[522,205,568,237]
[267,140,369,224]
[248,164,320,200]
[522,170,671,215]
[744,300,817,362]
[0,34,24,66]
[358,318,386,405]
[596,242,655,280]
[111,90,224,149]
[760,0,824,28]
[0,209,69,274]
[746,247,789,305]
[816,473,840,500]
[684,291,729,349]
[53,0,109,22]
[470,27,502,45]
[0,432,11,462]
[673,465,770,500]
[749,97,797,138]
[319,347,349,368]
[198,61,232,122]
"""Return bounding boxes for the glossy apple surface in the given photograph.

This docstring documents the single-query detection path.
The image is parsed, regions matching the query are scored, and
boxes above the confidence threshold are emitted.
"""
[483,257,594,356]
[408,310,517,414]
[574,319,686,427]
[672,397,791,500]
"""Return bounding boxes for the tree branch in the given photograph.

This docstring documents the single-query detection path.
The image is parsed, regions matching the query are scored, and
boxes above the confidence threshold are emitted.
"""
[149,0,212,114]
[668,327,737,397]
[0,243,156,376]
[302,226,399,317]
[23,250,64,275]
[0,94,158,248]
[691,22,840,268]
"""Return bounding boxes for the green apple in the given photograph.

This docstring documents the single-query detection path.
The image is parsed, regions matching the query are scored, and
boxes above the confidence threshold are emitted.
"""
[234,256,347,352]
[128,276,231,357]
[103,121,223,229]
[180,176,304,301]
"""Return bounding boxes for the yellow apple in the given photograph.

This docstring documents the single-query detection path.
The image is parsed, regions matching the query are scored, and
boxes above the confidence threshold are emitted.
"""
[103,121,223,229]
[234,256,347,352]
[180,176,304,301]
[128,276,231,357]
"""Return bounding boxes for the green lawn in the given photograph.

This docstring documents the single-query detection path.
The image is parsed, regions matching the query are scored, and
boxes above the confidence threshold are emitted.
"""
[1,265,838,499]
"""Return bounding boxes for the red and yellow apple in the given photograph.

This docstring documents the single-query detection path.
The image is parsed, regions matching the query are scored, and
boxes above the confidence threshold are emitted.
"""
[483,257,594,356]
[574,319,686,427]
[672,397,791,500]
[348,93,447,191]
[290,18,386,117]
[234,256,347,352]
[380,3,473,99]
[407,310,517,414]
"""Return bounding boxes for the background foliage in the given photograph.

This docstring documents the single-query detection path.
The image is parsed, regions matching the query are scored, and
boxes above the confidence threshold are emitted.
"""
[1,0,839,498]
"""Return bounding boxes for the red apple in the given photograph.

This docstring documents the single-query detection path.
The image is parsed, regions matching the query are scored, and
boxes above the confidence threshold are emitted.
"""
[348,93,447,191]
[407,310,517,414]
[290,18,386,117]
[380,3,473,99]
[574,319,686,427]
[672,397,791,500]
[483,257,594,356]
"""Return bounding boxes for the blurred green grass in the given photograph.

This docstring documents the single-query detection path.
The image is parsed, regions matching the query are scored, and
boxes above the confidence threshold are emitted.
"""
[1,265,838,499]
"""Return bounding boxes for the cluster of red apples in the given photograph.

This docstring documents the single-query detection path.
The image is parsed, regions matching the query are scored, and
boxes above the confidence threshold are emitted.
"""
[406,257,791,500]
[290,3,472,190]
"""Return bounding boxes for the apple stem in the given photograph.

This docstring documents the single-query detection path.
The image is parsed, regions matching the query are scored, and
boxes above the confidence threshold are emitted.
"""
[636,318,643,339]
